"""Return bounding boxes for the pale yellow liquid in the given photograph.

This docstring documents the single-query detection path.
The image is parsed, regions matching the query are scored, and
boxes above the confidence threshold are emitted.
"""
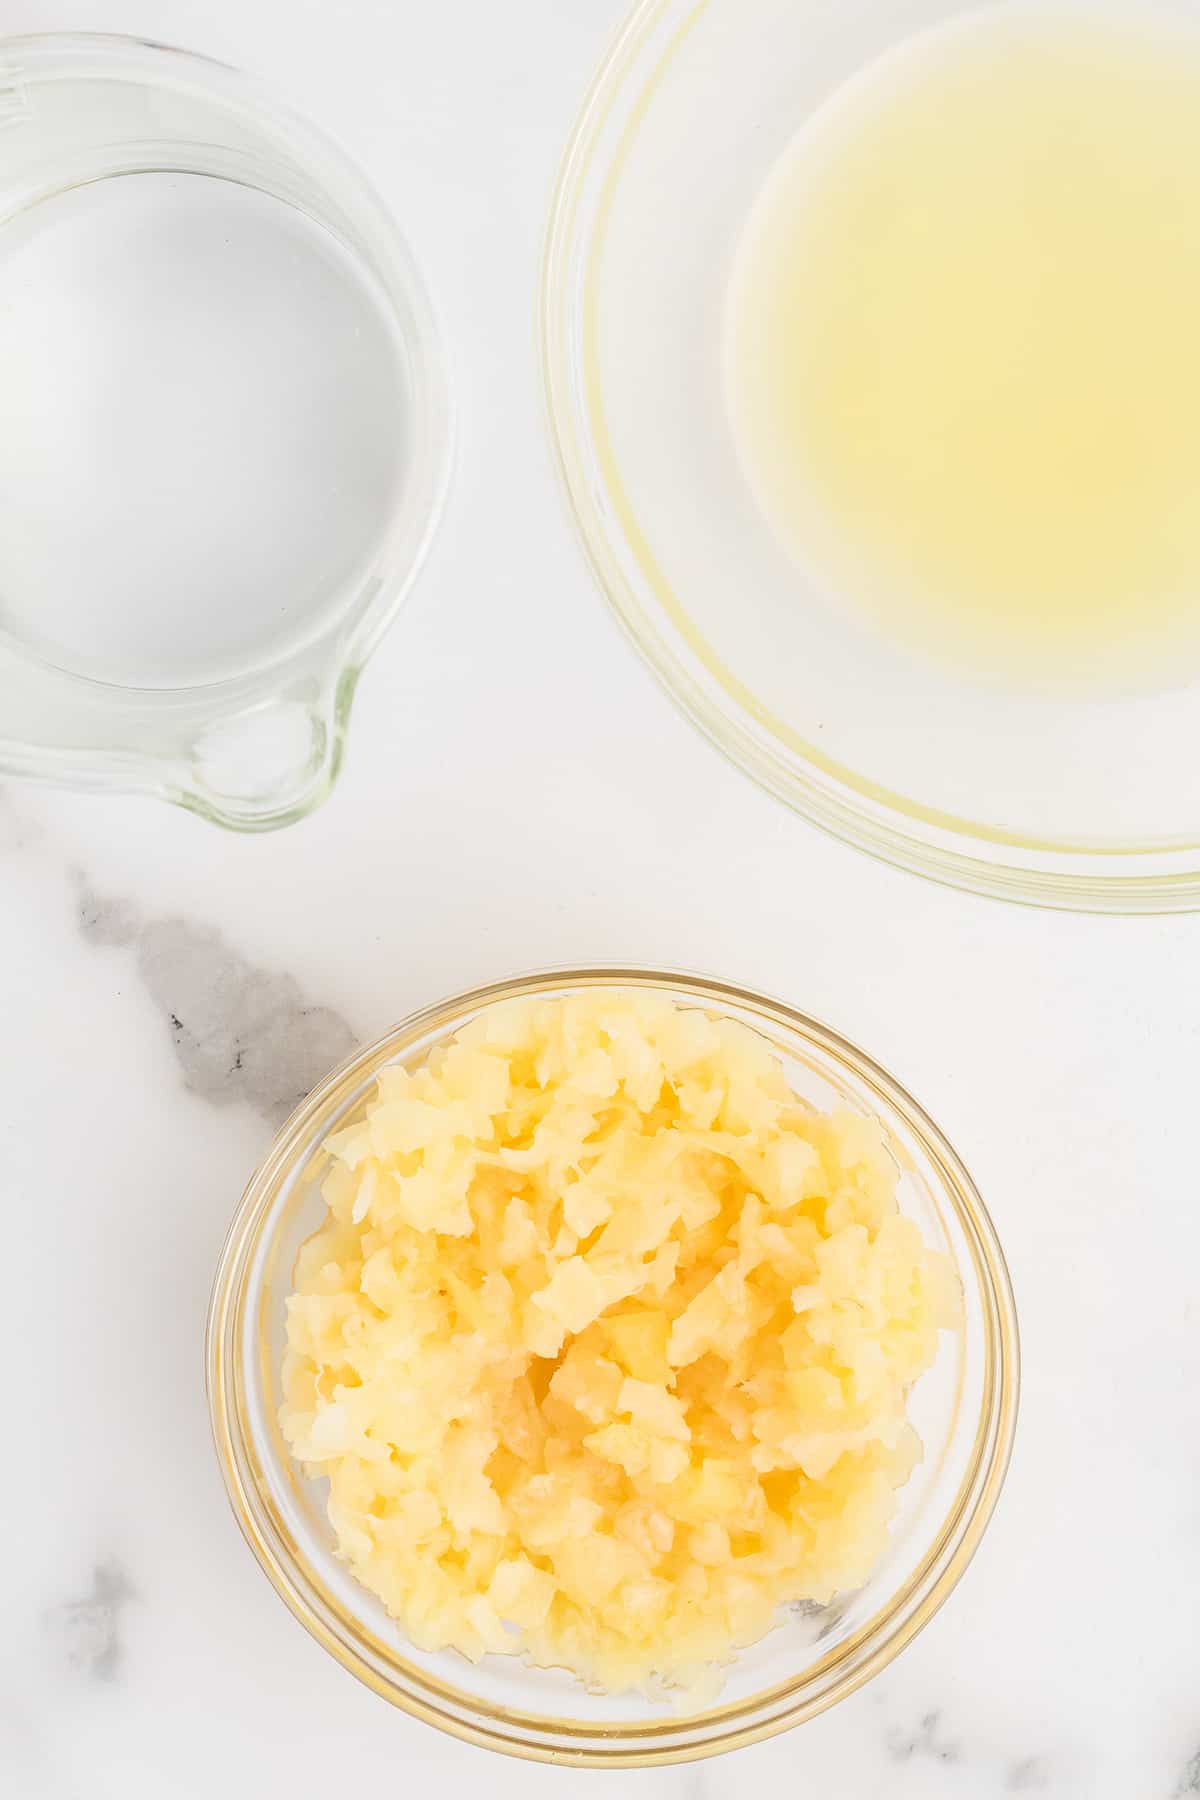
[726,6,1200,688]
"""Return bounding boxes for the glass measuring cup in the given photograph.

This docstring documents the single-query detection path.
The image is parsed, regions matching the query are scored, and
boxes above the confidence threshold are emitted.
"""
[0,34,451,829]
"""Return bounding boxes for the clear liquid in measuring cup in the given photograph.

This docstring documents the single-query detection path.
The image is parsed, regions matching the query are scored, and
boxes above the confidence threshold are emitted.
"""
[0,172,410,689]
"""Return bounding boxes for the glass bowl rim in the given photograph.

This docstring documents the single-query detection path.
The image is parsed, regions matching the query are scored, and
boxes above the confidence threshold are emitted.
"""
[206,966,1019,1766]
[538,0,1200,914]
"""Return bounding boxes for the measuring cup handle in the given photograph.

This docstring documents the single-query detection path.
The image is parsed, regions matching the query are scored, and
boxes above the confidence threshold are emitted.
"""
[0,644,356,831]
[185,678,352,832]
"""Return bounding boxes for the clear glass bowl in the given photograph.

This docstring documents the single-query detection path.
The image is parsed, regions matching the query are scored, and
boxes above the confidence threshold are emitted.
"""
[206,969,1018,1766]
[0,34,451,829]
[541,0,1200,911]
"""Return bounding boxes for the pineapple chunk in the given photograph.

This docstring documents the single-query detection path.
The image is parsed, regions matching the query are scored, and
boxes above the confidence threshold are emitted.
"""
[600,1309,671,1382]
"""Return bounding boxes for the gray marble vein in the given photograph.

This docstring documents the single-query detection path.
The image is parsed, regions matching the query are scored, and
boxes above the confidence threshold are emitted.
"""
[886,1708,964,1766]
[77,884,140,947]
[1174,1748,1200,1798]
[77,879,356,1124]
[44,1559,135,1682]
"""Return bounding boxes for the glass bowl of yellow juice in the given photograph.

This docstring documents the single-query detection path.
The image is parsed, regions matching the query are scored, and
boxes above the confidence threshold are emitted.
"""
[207,969,1017,1765]
[543,0,1200,909]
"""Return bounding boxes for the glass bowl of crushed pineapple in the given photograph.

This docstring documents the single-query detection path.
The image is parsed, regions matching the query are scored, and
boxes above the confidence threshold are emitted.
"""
[207,970,1017,1765]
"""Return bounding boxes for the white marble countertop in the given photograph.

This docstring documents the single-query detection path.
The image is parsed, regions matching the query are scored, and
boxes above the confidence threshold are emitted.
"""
[2,2,1199,1796]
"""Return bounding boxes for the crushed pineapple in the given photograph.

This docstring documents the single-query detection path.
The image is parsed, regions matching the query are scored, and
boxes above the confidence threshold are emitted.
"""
[280,989,958,1693]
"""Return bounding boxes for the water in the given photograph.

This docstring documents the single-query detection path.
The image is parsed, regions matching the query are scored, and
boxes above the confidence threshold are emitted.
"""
[0,171,410,688]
